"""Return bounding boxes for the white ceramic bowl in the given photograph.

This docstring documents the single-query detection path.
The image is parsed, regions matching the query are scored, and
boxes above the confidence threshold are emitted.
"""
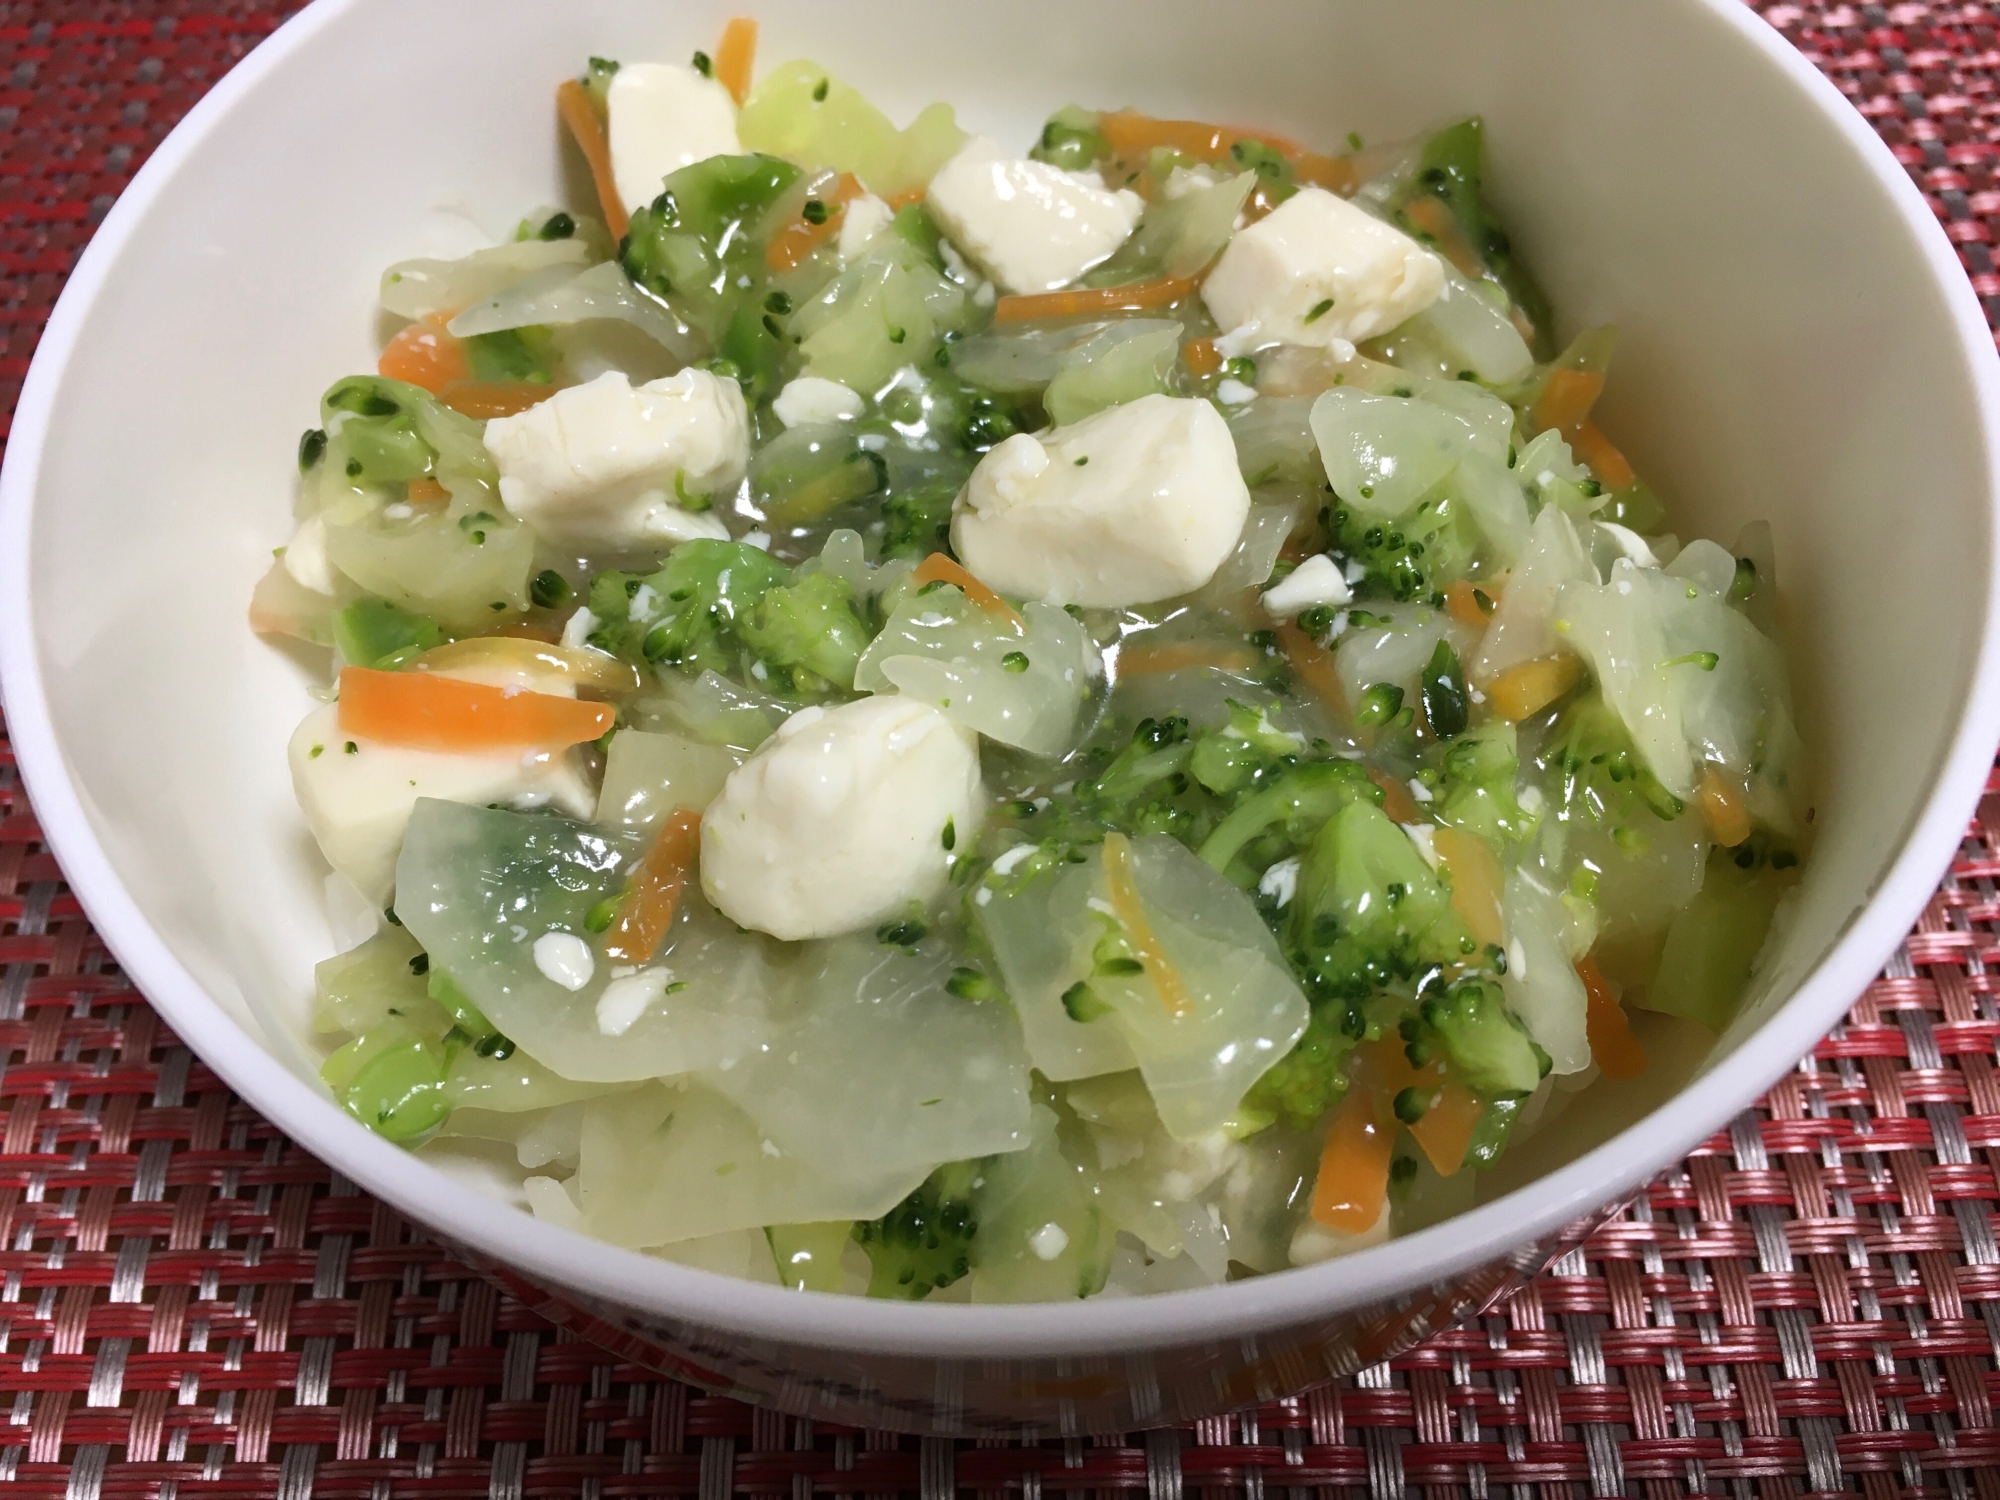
[3,0,1996,1435]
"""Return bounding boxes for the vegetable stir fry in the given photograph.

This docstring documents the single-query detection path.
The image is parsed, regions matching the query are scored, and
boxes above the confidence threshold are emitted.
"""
[255,17,1809,1299]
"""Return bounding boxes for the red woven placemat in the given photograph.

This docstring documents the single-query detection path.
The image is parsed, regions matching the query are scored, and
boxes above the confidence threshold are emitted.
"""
[6,2,2000,1495]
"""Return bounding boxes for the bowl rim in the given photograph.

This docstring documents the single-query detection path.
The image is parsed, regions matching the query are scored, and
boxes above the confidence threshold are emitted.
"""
[3,0,1997,1361]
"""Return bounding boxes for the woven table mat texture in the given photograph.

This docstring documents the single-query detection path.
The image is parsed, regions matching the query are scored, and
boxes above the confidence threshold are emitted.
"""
[4,2,2000,1497]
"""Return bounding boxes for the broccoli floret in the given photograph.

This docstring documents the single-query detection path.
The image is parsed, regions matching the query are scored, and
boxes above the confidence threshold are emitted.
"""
[1544,695,1686,826]
[1328,496,1477,605]
[579,56,619,114]
[620,153,802,343]
[1241,1002,1359,1132]
[1429,723,1536,846]
[852,1160,982,1299]
[1402,976,1548,1096]
[880,478,957,558]
[738,570,872,690]
[1420,639,1469,739]
[1228,138,1297,203]
[586,540,790,674]
[1197,757,1379,881]
[318,375,493,494]
[1028,106,1107,171]
[463,327,557,384]
[333,597,445,670]
[1187,701,1303,797]
[1077,715,1198,836]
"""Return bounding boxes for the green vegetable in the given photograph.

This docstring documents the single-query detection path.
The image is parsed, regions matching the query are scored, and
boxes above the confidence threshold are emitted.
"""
[321,1016,450,1143]
[1239,1002,1357,1131]
[333,597,445,670]
[1352,683,1404,728]
[1646,845,1794,1032]
[536,211,576,242]
[1401,976,1547,1096]
[1042,324,1178,426]
[1229,138,1296,200]
[851,1160,982,1299]
[1197,758,1378,881]
[766,1222,853,1292]
[791,238,970,392]
[463,326,557,384]
[1030,106,1106,171]
[581,56,619,114]
[588,540,790,675]
[298,428,327,473]
[319,375,483,490]
[1420,639,1469,739]
[751,426,887,527]
[530,569,573,609]
[1187,702,1304,797]
[1547,696,1687,826]
[738,570,873,690]
[620,153,803,343]
[1329,495,1477,605]
[1429,724,1535,847]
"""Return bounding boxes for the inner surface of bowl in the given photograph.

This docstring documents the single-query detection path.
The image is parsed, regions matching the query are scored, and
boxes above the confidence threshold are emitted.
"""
[4,0,1994,1356]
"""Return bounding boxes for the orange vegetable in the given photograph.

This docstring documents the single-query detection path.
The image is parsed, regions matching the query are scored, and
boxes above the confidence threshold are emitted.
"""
[885,186,927,210]
[1368,768,1420,825]
[1310,1091,1392,1232]
[411,637,644,697]
[1698,767,1753,848]
[1275,621,1348,718]
[1443,579,1492,628]
[556,78,627,239]
[378,315,469,393]
[1530,367,1606,437]
[1486,654,1583,723]
[1408,1084,1484,1179]
[1570,420,1637,491]
[1400,196,1484,278]
[1182,337,1224,377]
[713,17,758,106]
[1577,956,1648,1081]
[604,808,702,964]
[336,667,612,752]
[1098,109,1302,164]
[993,274,1197,324]
[1101,833,1194,1020]
[438,380,557,419]
[406,478,450,505]
[1431,826,1505,948]
[1291,150,1361,195]
[909,553,1025,630]
[1117,640,1257,677]
[767,172,864,272]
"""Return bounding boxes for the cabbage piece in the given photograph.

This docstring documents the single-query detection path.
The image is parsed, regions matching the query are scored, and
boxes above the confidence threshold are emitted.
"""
[1500,867,1590,1074]
[1310,386,1507,519]
[574,1081,931,1247]
[855,586,1100,756]
[380,237,595,320]
[794,526,915,604]
[441,1051,630,1114]
[445,260,703,365]
[1454,455,1533,564]
[699,933,1035,1178]
[1195,494,1303,604]
[977,857,1140,1083]
[595,729,742,836]
[966,1103,1112,1302]
[949,319,1172,396]
[1470,504,1595,683]
[322,506,535,633]
[314,926,430,1034]
[1334,603,1453,705]
[1228,396,1319,486]
[738,60,965,200]
[1043,324,1182,426]
[634,669,791,751]
[1562,818,1709,943]
[1083,172,1254,285]
[395,801,776,1083]
[1406,263,1534,384]
[792,237,967,392]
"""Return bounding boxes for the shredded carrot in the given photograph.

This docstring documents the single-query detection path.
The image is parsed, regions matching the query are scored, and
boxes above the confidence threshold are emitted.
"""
[767,172,864,272]
[1698,767,1753,848]
[1118,641,1257,677]
[1292,150,1360,195]
[1400,196,1484,279]
[993,274,1196,325]
[885,185,926,210]
[378,315,469,393]
[1310,1091,1392,1232]
[1368,768,1420,825]
[438,380,558,419]
[336,667,612,753]
[713,17,757,106]
[1486,654,1583,723]
[1182,337,1224,377]
[1408,1084,1484,1178]
[1530,367,1606,437]
[1275,621,1348,718]
[556,78,627,239]
[1443,579,1491,628]
[604,808,702,964]
[1431,826,1505,949]
[1577,956,1648,1081]
[909,553,1025,629]
[406,478,450,505]
[1570,419,1637,490]
[1101,833,1194,1020]
[1098,110,1301,164]
[411,637,643,697]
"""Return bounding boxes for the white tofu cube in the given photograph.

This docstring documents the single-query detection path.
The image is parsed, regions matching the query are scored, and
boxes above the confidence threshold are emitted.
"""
[483,369,746,553]
[950,394,1251,608]
[925,136,1143,295]
[700,697,984,941]
[607,62,743,214]
[1202,186,1444,351]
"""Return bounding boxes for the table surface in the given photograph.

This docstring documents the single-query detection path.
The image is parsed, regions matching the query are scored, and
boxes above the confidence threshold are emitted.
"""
[8,2,2000,1496]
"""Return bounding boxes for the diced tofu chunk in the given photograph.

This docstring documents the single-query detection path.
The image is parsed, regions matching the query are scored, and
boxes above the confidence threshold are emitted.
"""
[950,394,1251,608]
[837,191,894,264]
[770,376,864,428]
[700,697,983,941]
[925,136,1143,294]
[483,370,746,553]
[607,62,743,213]
[289,697,594,905]
[1261,554,1351,618]
[1202,186,1443,351]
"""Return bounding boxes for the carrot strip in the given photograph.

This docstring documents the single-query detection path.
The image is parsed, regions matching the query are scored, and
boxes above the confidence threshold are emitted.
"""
[993,274,1196,325]
[1102,833,1194,1020]
[337,667,612,752]
[1182,337,1224,377]
[768,172,864,272]
[412,637,644,697]
[1098,110,1302,163]
[1698,767,1753,848]
[1530,367,1606,437]
[1443,579,1490,628]
[1486,654,1583,724]
[1578,956,1648,1080]
[1310,1091,1392,1232]
[1368,768,1420,825]
[714,17,757,106]
[1570,419,1637,490]
[1292,150,1360,195]
[406,478,450,504]
[909,553,1025,629]
[1431,826,1505,949]
[1118,641,1257,677]
[885,185,926,210]
[1408,1084,1484,1178]
[1401,195,1484,278]
[438,380,558,419]
[556,78,628,239]
[1275,621,1348,718]
[604,808,702,964]
[378,314,469,393]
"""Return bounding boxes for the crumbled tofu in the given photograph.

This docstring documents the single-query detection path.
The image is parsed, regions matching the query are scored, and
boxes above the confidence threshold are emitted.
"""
[483,369,745,552]
[951,394,1250,608]
[1162,163,1229,200]
[533,931,596,992]
[1257,856,1301,907]
[1598,521,1662,569]
[700,697,984,941]
[1260,554,1351,618]
[606,62,742,214]
[1028,1222,1071,1261]
[771,376,865,428]
[837,191,895,264]
[1202,186,1443,350]
[925,135,1143,294]
[596,967,670,1036]
[1215,378,1259,406]
[282,514,337,595]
